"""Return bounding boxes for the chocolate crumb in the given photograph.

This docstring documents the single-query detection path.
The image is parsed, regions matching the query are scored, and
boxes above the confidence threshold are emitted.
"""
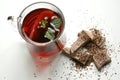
[98,78,101,80]
[98,74,101,77]
[104,71,108,76]
[3,76,6,80]
[33,73,37,77]
[48,78,52,80]
[80,73,82,77]
[66,77,69,80]
[60,76,63,78]
[117,62,119,64]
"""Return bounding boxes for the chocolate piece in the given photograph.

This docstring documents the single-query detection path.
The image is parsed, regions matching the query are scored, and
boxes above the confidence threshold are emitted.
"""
[71,30,91,53]
[86,42,100,55]
[74,50,91,65]
[91,28,105,46]
[90,28,101,38]
[63,47,90,65]
[62,47,71,56]
[93,36,105,47]
[78,30,94,40]
[85,54,93,65]
[93,48,111,70]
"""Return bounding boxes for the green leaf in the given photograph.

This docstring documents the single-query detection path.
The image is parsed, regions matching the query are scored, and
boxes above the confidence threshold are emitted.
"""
[51,18,61,29]
[40,20,47,28]
[45,28,55,40]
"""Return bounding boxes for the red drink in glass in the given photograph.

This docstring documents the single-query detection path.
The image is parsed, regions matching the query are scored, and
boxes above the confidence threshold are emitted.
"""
[17,2,65,63]
[22,8,63,43]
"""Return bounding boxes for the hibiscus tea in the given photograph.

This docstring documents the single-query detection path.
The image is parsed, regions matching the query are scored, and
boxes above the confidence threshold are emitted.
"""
[21,8,65,62]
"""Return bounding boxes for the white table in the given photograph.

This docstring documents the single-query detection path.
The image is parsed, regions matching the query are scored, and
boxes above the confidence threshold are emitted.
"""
[0,0,120,80]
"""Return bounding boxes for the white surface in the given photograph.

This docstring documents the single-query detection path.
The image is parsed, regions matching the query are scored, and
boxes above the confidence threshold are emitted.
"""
[0,0,120,80]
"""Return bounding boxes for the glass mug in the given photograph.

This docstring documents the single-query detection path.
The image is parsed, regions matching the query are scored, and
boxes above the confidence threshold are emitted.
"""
[8,2,66,64]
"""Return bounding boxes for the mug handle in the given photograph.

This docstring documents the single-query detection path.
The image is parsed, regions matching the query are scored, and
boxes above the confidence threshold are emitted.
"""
[7,16,18,31]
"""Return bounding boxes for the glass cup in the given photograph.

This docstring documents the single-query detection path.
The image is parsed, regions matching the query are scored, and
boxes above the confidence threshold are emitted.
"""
[9,2,66,65]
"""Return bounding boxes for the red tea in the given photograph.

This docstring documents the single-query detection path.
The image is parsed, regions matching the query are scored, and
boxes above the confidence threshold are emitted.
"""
[22,8,63,43]
[21,8,64,62]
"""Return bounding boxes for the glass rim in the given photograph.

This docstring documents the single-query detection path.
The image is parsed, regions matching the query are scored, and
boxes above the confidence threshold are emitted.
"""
[17,1,65,46]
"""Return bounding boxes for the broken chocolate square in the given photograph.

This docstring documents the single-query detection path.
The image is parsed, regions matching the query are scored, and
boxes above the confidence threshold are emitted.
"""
[63,47,90,65]
[93,36,105,47]
[90,28,102,38]
[71,30,91,53]
[90,28,105,46]
[62,47,71,56]
[86,42,100,55]
[78,30,94,40]
[93,48,111,70]
[74,49,91,65]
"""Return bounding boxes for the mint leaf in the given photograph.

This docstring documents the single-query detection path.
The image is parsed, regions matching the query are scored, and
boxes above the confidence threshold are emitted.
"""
[45,28,55,40]
[51,18,61,29]
[40,20,47,28]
